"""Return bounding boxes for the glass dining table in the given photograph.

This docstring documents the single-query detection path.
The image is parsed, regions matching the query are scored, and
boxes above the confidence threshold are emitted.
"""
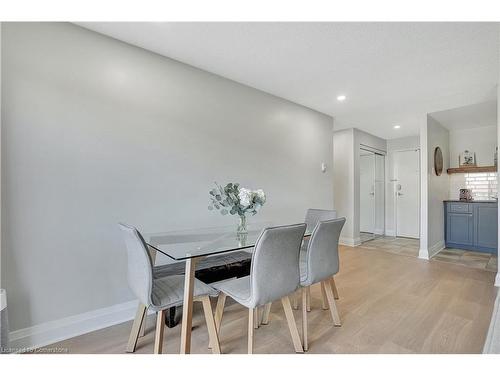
[144,221,311,354]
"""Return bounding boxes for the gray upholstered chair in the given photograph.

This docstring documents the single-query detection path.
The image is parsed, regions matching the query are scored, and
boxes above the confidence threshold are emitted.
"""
[118,223,221,354]
[298,208,338,310]
[304,208,338,234]
[299,217,345,350]
[261,209,339,316]
[212,223,306,354]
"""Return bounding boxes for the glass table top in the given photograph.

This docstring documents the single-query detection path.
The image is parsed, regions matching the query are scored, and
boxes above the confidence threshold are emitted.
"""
[144,222,311,261]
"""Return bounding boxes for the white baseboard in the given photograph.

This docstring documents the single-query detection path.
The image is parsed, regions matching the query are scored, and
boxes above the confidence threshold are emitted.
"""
[0,289,6,311]
[428,240,445,258]
[418,240,444,260]
[495,272,500,287]
[9,299,143,351]
[418,248,429,260]
[385,229,396,237]
[340,236,361,247]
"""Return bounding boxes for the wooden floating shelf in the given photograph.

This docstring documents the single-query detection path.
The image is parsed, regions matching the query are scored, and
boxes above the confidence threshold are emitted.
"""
[447,166,497,174]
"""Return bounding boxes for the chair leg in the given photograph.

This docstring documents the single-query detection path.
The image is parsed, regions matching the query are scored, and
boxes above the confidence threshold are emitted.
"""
[331,277,340,300]
[126,303,147,353]
[154,310,166,354]
[306,287,311,312]
[248,308,254,354]
[301,288,308,351]
[281,296,304,353]
[201,296,221,354]
[261,303,272,325]
[254,308,260,329]
[322,280,341,326]
[320,283,329,310]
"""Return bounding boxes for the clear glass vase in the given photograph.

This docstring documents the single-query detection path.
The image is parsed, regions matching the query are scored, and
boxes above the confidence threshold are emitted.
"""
[237,214,248,235]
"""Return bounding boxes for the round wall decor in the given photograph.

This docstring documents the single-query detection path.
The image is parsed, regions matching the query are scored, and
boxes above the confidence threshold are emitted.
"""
[434,146,443,176]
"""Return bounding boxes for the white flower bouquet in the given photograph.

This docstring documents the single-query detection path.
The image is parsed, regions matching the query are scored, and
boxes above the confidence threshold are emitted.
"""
[208,182,266,233]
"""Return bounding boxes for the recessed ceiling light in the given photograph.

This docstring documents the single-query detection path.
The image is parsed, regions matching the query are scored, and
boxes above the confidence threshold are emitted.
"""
[336,95,346,102]
[393,125,401,129]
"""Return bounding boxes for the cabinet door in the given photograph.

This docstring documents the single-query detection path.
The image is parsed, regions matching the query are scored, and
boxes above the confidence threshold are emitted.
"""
[474,204,498,250]
[447,212,473,246]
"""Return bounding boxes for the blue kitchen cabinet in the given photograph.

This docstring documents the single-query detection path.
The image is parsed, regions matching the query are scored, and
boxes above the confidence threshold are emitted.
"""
[447,212,474,246]
[444,201,498,254]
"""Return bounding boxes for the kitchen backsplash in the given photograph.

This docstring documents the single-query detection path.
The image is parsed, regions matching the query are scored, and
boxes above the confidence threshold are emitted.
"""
[449,172,498,200]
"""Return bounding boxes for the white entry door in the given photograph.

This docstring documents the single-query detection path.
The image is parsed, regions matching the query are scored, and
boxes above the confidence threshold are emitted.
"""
[395,149,420,238]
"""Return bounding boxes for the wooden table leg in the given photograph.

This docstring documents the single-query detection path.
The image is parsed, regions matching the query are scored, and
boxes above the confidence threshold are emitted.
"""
[180,257,198,354]
[306,286,311,312]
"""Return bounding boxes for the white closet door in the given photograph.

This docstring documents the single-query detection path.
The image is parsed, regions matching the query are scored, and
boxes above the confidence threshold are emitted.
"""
[395,149,420,238]
[360,153,375,234]
[374,154,385,235]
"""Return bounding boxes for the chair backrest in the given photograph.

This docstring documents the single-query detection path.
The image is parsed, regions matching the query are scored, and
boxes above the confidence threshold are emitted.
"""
[118,223,154,307]
[304,209,337,233]
[303,217,345,286]
[249,223,306,307]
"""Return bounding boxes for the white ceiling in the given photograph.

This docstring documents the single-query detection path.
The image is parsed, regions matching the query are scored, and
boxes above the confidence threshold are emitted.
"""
[430,100,497,131]
[76,22,499,139]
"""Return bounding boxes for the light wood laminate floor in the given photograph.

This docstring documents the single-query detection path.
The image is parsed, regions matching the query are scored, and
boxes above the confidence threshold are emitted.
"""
[359,236,498,272]
[45,245,498,354]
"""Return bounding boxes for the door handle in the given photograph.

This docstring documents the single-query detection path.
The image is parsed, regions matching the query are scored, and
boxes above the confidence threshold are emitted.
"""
[369,192,375,196]
[397,192,403,196]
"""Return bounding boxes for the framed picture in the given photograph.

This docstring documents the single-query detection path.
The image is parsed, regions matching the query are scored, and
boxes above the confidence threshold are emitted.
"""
[459,150,476,167]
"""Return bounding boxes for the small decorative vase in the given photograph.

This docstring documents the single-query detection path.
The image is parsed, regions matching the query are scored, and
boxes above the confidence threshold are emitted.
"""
[237,214,248,235]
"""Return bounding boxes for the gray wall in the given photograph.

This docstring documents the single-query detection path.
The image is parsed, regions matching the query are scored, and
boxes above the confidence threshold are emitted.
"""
[0,23,2,287]
[333,129,354,243]
[1,23,334,331]
[333,128,386,245]
[449,125,497,168]
[426,116,450,255]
